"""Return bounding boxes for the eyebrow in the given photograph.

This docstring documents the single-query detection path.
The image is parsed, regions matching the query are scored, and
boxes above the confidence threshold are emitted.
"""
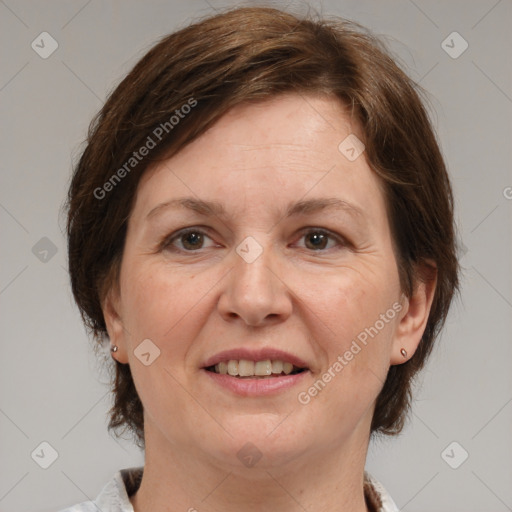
[146,196,365,222]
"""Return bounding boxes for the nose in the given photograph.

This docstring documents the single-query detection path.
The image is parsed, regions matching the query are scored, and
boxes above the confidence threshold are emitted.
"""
[217,239,293,328]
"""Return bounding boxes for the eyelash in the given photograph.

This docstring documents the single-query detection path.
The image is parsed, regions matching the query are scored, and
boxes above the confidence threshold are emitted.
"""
[161,226,348,253]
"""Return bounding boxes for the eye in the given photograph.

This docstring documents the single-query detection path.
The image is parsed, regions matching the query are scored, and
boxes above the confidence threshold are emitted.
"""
[295,228,346,251]
[161,227,347,254]
[162,227,216,252]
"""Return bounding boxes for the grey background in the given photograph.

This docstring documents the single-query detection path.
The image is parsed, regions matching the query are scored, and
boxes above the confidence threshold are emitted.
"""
[1,1,511,511]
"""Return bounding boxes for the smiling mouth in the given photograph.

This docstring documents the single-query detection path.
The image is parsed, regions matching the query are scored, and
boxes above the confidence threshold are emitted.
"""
[205,359,307,378]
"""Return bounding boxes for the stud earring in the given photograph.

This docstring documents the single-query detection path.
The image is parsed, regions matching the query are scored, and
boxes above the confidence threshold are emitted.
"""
[400,348,407,358]
[110,345,118,353]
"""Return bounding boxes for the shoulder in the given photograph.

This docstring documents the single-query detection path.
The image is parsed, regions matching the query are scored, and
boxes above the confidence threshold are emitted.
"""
[57,467,143,512]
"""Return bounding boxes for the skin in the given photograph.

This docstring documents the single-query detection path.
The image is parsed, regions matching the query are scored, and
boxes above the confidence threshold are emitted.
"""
[103,93,437,512]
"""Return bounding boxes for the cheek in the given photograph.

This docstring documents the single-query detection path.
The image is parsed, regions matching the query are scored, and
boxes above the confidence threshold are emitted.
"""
[301,263,398,347]
[120,260,198,340]
[295,272,399,434]
[295,259,400,413]
[117,262,210,434]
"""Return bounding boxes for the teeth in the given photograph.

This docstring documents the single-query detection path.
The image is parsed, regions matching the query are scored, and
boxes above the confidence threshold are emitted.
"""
[238,360,255,377]
[271,360,283,374]
[255,360,272,376]
[227,360,238,376]
[211,359,302,377]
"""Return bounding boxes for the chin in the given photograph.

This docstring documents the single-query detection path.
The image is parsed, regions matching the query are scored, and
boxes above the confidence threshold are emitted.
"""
[200,414,313,471]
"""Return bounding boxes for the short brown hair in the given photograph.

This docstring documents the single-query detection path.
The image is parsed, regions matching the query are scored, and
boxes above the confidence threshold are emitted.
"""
[66,6,460,448]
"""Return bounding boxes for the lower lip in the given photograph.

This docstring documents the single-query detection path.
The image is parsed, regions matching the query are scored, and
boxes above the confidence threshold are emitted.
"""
[202,369,309,396]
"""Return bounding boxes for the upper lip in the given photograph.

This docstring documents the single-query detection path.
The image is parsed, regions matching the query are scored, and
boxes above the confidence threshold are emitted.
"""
[202,347,309,369]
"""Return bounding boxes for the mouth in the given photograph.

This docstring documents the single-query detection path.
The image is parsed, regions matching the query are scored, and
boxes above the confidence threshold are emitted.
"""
[201,348,310,395]
[204,359,307,378]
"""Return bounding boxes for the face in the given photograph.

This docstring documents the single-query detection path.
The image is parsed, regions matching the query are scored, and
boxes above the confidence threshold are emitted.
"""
[105,93,422,471]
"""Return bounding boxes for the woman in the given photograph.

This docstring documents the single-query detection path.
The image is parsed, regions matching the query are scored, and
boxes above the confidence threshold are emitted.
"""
[62,6,459,512]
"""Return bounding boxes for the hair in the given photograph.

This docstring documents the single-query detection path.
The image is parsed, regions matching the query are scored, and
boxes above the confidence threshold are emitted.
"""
[66,5,460,448]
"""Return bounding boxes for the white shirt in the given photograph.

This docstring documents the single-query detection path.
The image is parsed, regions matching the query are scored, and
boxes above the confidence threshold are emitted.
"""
[58,467,399,512]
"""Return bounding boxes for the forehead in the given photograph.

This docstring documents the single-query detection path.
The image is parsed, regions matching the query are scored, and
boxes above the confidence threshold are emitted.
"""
[194,93,358,163]
[132,93,386,225]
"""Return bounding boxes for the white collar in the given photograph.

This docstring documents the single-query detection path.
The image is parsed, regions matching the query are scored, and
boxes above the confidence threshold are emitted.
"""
[61,466,399,512]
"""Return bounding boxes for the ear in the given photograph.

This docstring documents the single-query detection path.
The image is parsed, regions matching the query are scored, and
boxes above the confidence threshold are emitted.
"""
[102,286,130,364]
[390,262,437,365]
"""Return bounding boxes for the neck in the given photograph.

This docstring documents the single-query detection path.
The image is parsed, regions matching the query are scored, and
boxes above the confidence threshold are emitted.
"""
[130,424,372,512]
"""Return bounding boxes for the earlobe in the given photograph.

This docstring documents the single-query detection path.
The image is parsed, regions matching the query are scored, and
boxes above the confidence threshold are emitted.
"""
[390,263,437,365]
[102,289,129,364]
